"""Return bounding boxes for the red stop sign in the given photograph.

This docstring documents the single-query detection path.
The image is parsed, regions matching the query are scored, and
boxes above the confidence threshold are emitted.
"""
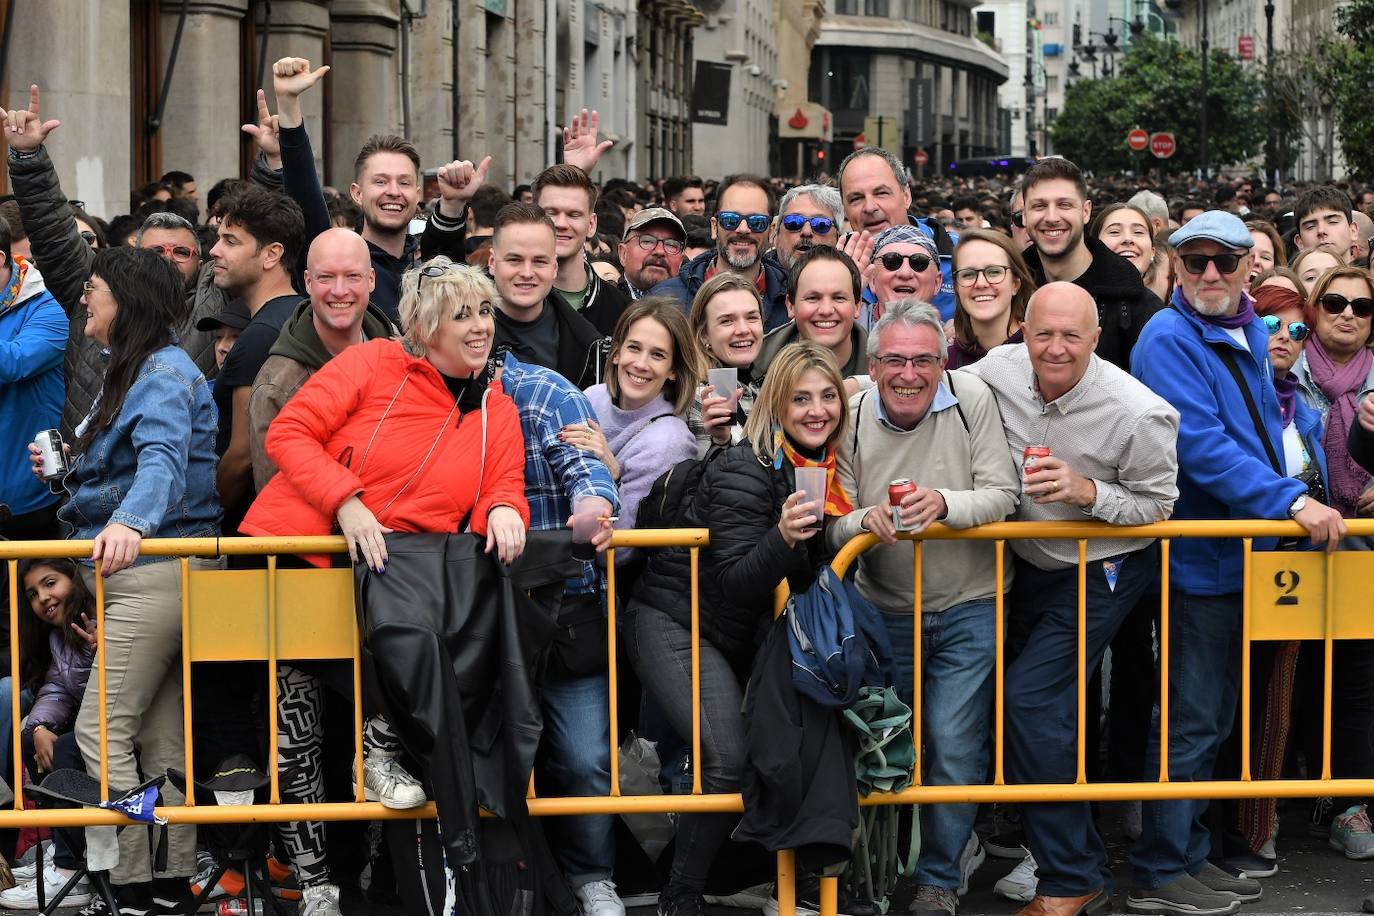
[1150,132,1176,158]
[914,148,929,166]
[1127,128,1149,151]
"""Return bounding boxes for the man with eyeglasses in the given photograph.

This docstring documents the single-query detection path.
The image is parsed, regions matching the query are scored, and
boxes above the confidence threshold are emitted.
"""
[1018,157,1161,371]
[1129,211,1346,916]
[617,208,686,300]
[961,281,1179,916]
[650,174,790,331]
[826,298,1018,916]
[0,84,227,439]
[769,184,843,271]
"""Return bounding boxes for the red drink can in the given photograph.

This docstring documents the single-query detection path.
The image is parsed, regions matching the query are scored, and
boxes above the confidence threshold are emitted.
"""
[1023,446,1051,472]
[889,478,917,531]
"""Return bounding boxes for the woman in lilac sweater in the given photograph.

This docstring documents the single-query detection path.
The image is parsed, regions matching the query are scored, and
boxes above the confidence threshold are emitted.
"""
[563,297,701,549]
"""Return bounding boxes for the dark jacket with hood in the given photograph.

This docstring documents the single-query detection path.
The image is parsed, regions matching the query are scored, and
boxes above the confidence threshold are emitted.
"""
[629,443,822,665]
[1352,408,1374,476]
[7,145,223,438]
[246,299,397,490]
[649,250,791,333]
[494,292,610,390]
[1022,235,1163,371]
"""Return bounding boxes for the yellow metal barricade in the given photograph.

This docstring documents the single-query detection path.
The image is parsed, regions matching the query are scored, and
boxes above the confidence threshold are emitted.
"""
[3,520,1374,916]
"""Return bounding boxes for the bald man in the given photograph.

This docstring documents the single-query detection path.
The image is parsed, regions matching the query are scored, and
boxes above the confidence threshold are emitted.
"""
[242,229,398,910]
[247,228,395,488]
[960,281,1180,915]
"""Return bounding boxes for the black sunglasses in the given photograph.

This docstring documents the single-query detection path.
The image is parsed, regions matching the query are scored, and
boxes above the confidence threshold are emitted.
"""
[780,214,836,235]
[1179,252,1244,275]
[877,252,933,273]
[1010,211,1025,229]
[1318,293,1374,319]
[417,263,457,290]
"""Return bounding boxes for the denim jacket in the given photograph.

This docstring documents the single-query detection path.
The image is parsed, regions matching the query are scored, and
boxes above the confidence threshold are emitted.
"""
[58,345,221,559]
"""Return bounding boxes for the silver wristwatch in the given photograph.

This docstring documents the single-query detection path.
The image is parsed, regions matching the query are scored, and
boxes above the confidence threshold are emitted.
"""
[1288,494,1307,518]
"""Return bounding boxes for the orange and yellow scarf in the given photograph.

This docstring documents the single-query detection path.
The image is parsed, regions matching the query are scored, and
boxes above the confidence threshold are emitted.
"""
[776,432,854,518]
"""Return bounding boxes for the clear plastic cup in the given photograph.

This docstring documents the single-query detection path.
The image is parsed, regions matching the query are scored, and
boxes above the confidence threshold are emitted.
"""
[793,466,829,532]
[707,366,740,396]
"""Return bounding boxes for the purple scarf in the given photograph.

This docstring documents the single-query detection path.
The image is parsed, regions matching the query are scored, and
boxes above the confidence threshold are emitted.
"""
[1173,286,1256,329]
[1273,372,1298,428]
[1305,335,1374,517]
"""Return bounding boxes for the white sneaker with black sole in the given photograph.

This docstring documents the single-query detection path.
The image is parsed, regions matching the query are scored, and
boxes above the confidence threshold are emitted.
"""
[993,849,1037,903]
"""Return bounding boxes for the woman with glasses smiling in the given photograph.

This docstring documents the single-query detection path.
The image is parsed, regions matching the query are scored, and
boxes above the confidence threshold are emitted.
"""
[946,229,1035,369]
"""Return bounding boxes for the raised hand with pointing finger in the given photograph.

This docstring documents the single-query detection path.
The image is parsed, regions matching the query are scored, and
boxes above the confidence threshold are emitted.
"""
[241,89,282,169]
[0,84,61,153]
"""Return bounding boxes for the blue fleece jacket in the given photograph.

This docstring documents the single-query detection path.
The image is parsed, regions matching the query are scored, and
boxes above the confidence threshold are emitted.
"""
[0,266,65,516]
[1131,303,1307,595]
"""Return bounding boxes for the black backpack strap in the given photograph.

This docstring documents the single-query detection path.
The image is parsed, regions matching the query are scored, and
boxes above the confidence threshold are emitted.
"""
[1213,345,1283,475]
[1168,303,1283,476]
[851,388,872,455]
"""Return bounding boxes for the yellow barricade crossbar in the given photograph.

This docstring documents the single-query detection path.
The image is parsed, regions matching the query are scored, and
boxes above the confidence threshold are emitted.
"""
[4,520,1374,916]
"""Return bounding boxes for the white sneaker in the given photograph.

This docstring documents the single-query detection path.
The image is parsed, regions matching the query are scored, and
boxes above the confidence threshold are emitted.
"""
[11,841,52,884]
[358,750,427,809]
[301,882,344,916]
[993,849,1037,903]
[0,868,92,909]
[957,832,986,896]
[574,879,626,916]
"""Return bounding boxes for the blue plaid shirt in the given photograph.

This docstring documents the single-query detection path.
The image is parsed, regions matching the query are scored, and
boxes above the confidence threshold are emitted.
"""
[500,354,619,596]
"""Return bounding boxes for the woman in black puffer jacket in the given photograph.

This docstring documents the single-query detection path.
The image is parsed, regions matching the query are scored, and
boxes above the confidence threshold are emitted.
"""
[624,341,852,916]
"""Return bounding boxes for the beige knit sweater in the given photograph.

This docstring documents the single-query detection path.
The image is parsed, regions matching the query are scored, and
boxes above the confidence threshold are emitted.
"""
[828,370,1021,615]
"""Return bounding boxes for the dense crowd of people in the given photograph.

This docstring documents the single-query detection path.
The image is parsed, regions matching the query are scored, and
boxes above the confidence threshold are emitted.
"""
[2,59,1374,916]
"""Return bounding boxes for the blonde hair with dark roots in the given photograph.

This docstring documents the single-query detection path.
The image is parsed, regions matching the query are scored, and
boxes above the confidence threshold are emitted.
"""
[742,341,848,459]
[605,296,705,417]
[398,257,499,357]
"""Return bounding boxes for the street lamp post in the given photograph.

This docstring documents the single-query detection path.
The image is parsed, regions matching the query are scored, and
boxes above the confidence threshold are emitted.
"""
[1265,0,1275,186]
[1200,0,1209,179]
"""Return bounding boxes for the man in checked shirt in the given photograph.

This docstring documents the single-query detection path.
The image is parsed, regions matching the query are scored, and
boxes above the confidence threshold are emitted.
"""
[961,281,1179,916]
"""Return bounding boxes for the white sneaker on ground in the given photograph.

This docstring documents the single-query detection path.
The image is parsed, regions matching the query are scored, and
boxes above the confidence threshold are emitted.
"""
[10,841,51,884]
[574,879,626,916]
[301,882,344,916]
[993,848,1037,903]
[0,867,92,909]
[358,750,427,809]
[957,832,986,896]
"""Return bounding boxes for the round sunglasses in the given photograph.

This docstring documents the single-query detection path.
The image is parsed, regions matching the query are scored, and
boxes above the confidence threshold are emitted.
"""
[1262,315,1309,341]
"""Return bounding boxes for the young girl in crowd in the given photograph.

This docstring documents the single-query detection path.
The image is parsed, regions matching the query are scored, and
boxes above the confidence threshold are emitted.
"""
[686,273,765,454]
[0,559,99,910]
[626,341,849,916]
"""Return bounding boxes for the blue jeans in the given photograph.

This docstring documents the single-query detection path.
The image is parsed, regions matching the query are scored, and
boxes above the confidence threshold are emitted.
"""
[539,671,614,886]
[0,677,34,787]
[882,598,996,890]
[1005,546,1158,896]
[1130,590,1242,890]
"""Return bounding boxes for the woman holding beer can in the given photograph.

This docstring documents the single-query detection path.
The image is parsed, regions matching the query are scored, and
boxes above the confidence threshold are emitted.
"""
[27,247,220,911]
[624,341,851,916]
